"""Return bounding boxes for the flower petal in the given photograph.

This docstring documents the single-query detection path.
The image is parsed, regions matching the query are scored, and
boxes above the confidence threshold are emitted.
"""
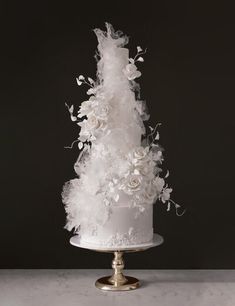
[137,56,144,62]
[76,78,82,86]
[88,77,94,84]
[78,142,83,150]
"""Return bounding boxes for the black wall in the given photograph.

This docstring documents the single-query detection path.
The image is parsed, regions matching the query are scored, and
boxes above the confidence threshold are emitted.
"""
[1,1,235,268]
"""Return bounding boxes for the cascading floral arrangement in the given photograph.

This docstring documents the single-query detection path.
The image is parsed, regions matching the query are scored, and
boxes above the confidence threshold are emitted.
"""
[62,23,184,234]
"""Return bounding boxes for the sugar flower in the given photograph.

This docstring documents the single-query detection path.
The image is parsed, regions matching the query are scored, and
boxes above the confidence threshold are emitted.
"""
[123,63,141,80]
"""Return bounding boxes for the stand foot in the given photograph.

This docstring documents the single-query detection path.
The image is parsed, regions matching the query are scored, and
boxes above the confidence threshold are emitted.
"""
[95,276,139,291]
[95,251,140,291]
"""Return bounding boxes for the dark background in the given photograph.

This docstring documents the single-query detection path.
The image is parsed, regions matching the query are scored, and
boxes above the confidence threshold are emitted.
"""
[1,1,235,268]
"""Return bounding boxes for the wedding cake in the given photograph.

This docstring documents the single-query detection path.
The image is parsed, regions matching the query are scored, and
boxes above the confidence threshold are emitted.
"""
[62,23,175,247]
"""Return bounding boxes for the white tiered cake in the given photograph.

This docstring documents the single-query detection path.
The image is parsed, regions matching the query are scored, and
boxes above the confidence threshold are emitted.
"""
[62,23,173,248]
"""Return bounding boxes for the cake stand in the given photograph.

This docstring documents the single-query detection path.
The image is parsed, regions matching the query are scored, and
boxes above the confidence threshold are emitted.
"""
[70,233,163,291]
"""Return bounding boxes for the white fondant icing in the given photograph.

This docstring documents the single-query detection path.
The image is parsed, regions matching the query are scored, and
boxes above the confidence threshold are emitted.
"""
[79,204,153,247]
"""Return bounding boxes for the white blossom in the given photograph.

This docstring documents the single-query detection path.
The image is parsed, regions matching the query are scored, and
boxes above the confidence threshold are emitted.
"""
[160,188,173,203]
[123,64,141,80]
[65,103,77,121]
[77,100,93,118]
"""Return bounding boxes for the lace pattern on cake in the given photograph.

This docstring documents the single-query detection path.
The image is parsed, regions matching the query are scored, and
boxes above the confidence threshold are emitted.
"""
[97,227,153,247]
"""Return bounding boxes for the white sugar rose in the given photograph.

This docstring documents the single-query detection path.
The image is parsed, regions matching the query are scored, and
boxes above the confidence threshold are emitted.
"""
[94,103,109,120]
[130,146,149,168]
[86,115,101,131]
[127,175,141,190]
[123,64,141,81]
[120,174,142,195]
[133,146,148,160]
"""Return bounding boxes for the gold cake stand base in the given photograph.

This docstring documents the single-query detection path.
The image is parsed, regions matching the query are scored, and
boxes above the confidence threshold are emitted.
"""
[96,275,139,291]
[70,233,163,291]
[95,251,139,291]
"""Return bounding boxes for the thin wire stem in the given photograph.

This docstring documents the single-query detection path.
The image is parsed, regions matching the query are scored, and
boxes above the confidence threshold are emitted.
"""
[64,139,79,149]
[169,199,186,216]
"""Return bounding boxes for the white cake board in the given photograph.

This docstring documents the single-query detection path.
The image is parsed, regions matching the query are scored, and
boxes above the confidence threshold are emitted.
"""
[70,233,163,252]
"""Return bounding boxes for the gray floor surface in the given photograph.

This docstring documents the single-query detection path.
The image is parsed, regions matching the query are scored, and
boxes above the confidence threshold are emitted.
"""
[0,270,235,306]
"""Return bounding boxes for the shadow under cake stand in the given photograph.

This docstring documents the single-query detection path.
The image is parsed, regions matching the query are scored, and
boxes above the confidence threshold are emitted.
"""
[70,233,163,291]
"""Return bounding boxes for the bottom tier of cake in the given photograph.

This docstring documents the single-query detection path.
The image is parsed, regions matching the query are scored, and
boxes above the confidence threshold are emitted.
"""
[79,205,153,247]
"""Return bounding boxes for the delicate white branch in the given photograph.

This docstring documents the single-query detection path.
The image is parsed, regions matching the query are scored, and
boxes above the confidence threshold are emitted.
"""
[148,123,162,146]
[133,48,147,62]
[169,199,186,216]
[64,139,79,149]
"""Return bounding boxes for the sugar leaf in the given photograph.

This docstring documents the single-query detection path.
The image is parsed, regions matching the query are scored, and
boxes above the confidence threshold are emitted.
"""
[114,194,119,202]
[70,115,77,121]
[87,88,95,95]
[129,58,135,64]
[65,103,74,114]
[167,202,171,211]
[165,170,169,178]
[155,132,160,140]
[137,57,144,62]
[137,46,142,52]
[109,182,114,187]
[88,77,94,84]
[69,105,74,113]
[76,78,82,86]
[78,75,85,80]
[134,169,140,175]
